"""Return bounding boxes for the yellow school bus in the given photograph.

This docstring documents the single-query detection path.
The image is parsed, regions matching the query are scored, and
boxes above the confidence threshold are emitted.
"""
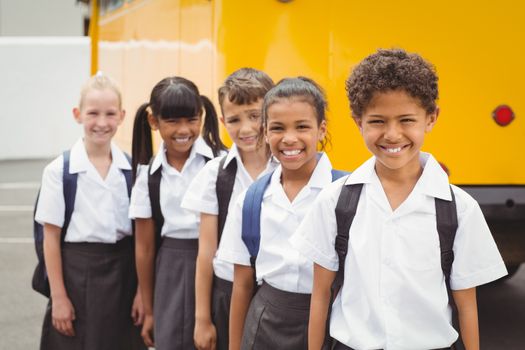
[90,0,525,274]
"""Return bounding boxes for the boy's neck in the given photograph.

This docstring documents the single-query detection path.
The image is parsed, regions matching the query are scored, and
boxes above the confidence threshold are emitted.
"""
[375,160,423,211]
[238,145,270,180]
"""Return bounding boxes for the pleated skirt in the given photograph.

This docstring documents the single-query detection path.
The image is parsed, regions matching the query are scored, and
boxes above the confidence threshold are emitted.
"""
[241,281,311,350]
[40,237,146,350]
[153,237,198,350]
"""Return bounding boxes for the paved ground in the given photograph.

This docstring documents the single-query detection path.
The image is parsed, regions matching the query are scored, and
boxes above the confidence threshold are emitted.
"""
[0,159,523,349]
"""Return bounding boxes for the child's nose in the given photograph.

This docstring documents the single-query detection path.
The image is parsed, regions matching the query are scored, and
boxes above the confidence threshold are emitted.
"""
[384,122,402,141]
[96,116,108,126]
[282,131,298,144]
[177,121,191,134]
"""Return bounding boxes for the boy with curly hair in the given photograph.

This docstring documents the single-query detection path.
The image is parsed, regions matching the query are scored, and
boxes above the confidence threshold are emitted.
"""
[291,49,507,350]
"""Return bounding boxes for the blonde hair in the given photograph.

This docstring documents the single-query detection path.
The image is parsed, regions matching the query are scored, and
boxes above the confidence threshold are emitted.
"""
[79,72,122,109]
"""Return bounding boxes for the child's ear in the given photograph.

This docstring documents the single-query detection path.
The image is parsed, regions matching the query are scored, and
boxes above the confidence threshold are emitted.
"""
[353,116,363,133]
[118,109,126,125]
[147,113,159,131]
[318,120,327,141]
[73,108,82,124]
[425,107,439,132]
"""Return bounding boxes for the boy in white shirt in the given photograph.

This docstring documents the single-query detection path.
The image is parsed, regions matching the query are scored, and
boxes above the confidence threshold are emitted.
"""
[291,49,507,350]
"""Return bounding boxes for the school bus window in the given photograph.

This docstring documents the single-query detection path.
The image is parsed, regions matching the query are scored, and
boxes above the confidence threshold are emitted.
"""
[99,0,131,15]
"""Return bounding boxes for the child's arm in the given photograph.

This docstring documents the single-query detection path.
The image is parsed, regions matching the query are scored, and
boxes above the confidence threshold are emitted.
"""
[43,223,76,337]
[134,217,156,347]
[453,288,479,350]
[229,264,255,350]
[309,263,336,350]
[194,213,219,350]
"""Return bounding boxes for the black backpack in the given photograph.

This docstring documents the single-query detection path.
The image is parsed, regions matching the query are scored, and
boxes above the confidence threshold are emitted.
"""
[323,183,464,350]
[31,150,132,298]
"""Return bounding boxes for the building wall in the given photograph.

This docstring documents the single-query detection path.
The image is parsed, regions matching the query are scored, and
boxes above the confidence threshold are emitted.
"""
[0,37,90,160]
[0,0,88,36]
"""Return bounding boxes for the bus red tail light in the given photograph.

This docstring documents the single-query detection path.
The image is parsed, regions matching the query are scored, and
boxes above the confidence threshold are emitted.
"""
[492,105,514,126]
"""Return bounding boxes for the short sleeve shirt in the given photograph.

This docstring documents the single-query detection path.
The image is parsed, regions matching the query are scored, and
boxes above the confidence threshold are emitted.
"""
[35,138,132,243]
[128,137,220,239]
[181,144,278,281]
[291,152,507,350]
[217,153,333,293]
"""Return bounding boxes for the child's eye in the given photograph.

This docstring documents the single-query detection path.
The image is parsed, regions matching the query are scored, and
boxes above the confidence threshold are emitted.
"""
[189,117,200,123]
[297,124,311,130]
[226,117,239,124]
[401,118,415,123]
[268,126,283,132]
[249,113,261,121]
[367,119,384,124]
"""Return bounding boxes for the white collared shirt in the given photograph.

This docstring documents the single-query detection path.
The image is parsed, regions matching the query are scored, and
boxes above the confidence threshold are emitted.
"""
[181,144,278,281]
[35,138,132,243]
[129,137,220,239]
[291,152,507,350]
[217,153,333,293]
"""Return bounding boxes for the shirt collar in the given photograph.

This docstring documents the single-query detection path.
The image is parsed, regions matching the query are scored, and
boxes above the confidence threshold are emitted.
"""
[68,138,89,174]
[415,152,452,200]
[345,152,451,200]
[110,143,132,170]
[266,152,333,198]
[68,139,130,173]
[344,155,376,186]
[150,137,215,174]
[192,136,215,160]
[223,143,241,169]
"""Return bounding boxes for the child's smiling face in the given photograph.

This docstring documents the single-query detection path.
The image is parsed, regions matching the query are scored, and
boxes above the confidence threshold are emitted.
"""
[355,89,438,178]
[74,88,124,148]
[265,98,326,173]
[221,97,264,155]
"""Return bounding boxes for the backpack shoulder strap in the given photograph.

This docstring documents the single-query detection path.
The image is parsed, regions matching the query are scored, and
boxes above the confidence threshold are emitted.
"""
[331,169,350,181]
[435,186,458,278]
[216,156,237,241]
[322,182,363,349]
[147,159,164,251]
[62,150,77,242]
[333,183,363,290]
[435,186,464,349]
[122,152,132,197]
[241,171,273,268]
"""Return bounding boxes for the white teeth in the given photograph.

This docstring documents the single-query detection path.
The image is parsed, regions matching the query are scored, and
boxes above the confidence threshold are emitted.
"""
[175,137,190,143]
[282,150,301,156]
[386,147,402,153]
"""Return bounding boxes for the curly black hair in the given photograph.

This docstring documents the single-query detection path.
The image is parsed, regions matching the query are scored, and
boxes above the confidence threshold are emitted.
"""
[345,48,438,117]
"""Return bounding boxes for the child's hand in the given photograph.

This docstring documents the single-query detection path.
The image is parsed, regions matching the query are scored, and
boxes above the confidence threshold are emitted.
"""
[141,314,155,347]
[194,318,217,350]
[131,290,145,326]
[51,295,76,337]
